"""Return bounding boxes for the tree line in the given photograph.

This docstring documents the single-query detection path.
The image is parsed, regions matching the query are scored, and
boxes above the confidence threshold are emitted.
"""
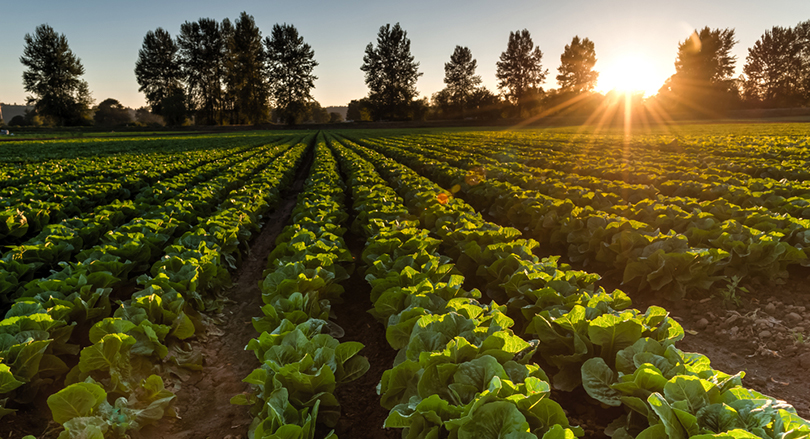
[12,16,810,127]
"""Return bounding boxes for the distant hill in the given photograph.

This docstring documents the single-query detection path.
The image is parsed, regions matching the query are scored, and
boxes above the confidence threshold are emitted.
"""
[0,104,32,124]
[324,106,347,120]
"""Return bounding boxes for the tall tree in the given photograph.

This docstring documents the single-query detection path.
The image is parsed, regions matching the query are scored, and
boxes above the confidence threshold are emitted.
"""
[556,36,598,94]
[496,29,547,117]
[361,23,422,120]
[659,27,738,112]
[178,18,228,124]
[443,46,482,117]
[20,24,93,126]
[265,23,318,126]
[224,12,270,124]
[742,23,808,107]
[93,98,131,126]
[135,28,184,116]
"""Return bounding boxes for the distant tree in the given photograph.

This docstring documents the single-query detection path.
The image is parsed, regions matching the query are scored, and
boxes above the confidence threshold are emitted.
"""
[222,12,270,124]
[556,36,598,93]
[20,24,93,126]
[659,27,738,113]
[496,29,548,117]
[94,98,132,126]
[346,98,372,121]
[742,24,808,107]
[135,28,184,116]
[9,115,26,126]
[329,112,343,123]
[468,87,502,119]
[307,101,329,123]
[161,92,187,126]
[361,23,422,120]
[178,18,228,124]
[265,23,318,126]
[135,107,165,126]
[430,88,453,119]
[443,46,482,117]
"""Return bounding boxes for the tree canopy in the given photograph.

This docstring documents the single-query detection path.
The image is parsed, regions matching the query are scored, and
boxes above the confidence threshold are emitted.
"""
[658,27,739,113]
[93,98,131,126]
[442,46,482,118]
[135,28,184,116]
[556,36,598,94]
[361,23,422,120]
[265,23,318,125]
[742,21,810,108]
[20,24,92,126]
[225,12,270,124]
[178,18,229,124]
[496,29,547,116]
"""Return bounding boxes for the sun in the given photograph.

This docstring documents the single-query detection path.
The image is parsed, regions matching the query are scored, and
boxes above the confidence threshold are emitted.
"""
[597,54,660,97]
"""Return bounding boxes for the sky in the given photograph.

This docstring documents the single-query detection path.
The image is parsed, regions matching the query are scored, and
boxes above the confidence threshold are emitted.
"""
[2,0,809,110]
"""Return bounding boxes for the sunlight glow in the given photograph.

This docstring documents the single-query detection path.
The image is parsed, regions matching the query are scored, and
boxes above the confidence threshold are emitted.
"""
[597,54,660,97]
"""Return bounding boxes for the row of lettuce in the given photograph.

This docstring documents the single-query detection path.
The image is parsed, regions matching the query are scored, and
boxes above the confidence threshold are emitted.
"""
[341,132,810,299]
[0,140,284,311]
[323,134,810,438]
[234,135,366,438]
[0,134,286,249]
[1,135,308,437]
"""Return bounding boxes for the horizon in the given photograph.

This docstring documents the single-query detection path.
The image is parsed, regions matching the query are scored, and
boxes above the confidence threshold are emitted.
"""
[2,0,809,110]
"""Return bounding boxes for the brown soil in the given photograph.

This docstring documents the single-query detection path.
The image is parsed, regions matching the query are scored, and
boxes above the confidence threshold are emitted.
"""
[132,153,312,439]
[618,267,810,419]
[320,231,400,439]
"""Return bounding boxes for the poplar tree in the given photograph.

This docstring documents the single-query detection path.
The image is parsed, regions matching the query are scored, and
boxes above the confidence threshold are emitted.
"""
[443,46,482,117]
[361,23,422,120]
[496,29,547,117]
[135,28,184,117]
[20,24,93,126]
[265,23,318,125]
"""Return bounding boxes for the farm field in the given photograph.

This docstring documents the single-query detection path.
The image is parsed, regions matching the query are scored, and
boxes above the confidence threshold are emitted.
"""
[2,124,810,438]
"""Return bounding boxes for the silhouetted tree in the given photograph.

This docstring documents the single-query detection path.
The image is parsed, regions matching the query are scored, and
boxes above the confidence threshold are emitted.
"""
[557,36,598,93]
[742,23,809,107]
[329,112,343,123]
[346,98,372,121]
[443,46,482,117]
[20,24,93,126]
[496,29,547,117]
[135,28,184,116]
[265,23,318,126]
[308,101,329,123]
[361,23,422,120]
[224,12,270,124]
[659,27,738,113]
[94,98,131,126]
[178,18,229,124]
[467,87,502,119]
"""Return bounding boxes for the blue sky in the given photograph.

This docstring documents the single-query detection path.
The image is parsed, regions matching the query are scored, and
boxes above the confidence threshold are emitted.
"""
[2,0,808,109]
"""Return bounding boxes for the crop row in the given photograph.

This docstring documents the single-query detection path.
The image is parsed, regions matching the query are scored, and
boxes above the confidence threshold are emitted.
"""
[0,134,293,246]
[237,135,366,438]
[330,134,810,438]
[328,135,582,438]
[1,136,309,437]
[374,132,810,219]
[0,136,302,312]
[343,133,810,298]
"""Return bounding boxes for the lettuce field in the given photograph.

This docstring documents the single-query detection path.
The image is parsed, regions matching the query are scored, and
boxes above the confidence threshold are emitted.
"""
[2,125,810,439]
